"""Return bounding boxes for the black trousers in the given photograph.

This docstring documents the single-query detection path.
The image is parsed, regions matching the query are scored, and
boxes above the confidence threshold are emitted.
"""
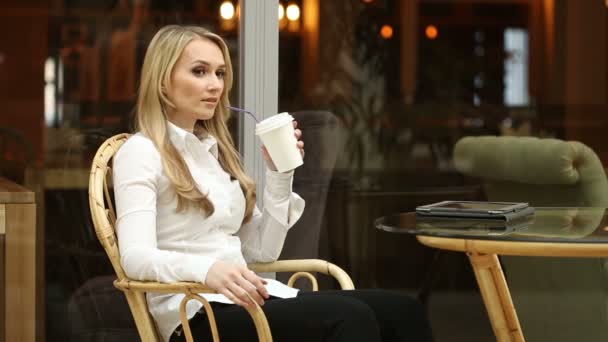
[169,289,433,342]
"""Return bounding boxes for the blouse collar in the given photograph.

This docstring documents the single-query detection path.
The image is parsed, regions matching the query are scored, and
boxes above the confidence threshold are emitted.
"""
[167,121,219,159]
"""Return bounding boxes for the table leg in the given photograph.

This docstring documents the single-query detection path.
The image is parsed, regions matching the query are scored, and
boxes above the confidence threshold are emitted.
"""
[467,252,524,342]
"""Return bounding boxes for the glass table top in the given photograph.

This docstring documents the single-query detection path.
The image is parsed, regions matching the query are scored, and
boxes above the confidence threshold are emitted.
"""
[375,207,608,243]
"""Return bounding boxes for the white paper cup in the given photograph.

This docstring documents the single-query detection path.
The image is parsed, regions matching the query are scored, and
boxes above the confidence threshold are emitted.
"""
[255,112,303,172]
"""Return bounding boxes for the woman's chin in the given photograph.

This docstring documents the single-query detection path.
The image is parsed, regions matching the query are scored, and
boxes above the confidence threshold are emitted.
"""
[197,111,215,121]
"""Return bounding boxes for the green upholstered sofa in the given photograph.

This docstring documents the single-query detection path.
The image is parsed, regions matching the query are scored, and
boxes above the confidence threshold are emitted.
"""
[454,136,608,342]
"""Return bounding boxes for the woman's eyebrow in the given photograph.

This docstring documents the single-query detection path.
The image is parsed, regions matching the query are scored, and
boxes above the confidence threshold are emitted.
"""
[191,59,226,69]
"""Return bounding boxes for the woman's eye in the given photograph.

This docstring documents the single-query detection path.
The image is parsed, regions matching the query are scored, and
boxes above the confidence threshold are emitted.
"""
[216,70,226,79]
[192,68,205,76]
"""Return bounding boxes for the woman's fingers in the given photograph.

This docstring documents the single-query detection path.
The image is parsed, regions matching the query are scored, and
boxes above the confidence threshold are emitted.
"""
[236,274,266,305]
[293,127,304,158]
[220,288,248,307]
[261,145,277,171]
[206,261,268,308]
[297,140,305,158]
[262,145,270,159]
[245,270,270,299]
[228,281,256,307]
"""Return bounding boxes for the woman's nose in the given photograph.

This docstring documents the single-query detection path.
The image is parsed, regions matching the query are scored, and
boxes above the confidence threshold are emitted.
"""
[208,76,222,91]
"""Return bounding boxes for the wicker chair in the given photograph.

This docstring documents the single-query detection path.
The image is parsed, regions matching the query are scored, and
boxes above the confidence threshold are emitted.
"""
[88,134,355,342]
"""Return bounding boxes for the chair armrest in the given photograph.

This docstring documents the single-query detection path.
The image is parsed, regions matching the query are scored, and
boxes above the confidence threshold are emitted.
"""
[113,278,272,342]
[248,259,355,290]
[113,279,217,294]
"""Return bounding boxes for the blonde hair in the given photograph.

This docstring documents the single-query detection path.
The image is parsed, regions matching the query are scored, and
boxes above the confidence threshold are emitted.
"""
[136,25,256,222]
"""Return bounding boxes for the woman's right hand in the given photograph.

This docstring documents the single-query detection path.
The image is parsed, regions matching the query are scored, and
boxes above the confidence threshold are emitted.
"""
[205,260,270,307]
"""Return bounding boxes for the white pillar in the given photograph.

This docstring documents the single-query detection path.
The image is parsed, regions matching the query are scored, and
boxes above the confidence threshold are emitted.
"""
[239,0,279,206]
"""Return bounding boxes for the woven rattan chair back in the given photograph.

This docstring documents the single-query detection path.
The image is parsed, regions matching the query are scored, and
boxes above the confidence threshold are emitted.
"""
[88,133,162,341]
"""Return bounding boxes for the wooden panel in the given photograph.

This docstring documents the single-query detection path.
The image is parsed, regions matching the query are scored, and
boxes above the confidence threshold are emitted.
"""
[21,171,45,342]
[25,167,94,191]
[38,168,90,190]
[0,5,48,165]
[0,205,5,235]
[4,203,36,342]
[0,178,34,204]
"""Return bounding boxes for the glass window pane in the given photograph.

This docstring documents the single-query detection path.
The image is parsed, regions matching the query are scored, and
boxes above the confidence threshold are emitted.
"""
[278,1,608,341]
[0,1,240,340]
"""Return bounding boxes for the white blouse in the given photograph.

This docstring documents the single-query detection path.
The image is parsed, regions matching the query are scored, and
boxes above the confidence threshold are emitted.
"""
[113,122,305,342]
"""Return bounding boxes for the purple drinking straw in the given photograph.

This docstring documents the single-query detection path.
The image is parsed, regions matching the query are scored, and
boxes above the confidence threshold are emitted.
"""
[226,105,260,123]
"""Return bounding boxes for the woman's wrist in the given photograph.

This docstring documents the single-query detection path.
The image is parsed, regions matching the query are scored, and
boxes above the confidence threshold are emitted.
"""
[265,168,294,198]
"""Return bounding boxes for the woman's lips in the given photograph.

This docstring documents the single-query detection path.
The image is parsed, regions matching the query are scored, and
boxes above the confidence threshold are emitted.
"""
[202,99,217,107]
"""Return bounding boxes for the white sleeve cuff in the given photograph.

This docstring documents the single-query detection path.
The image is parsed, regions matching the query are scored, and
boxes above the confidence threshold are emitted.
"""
[265,168,294,198]
[263,169,305,228]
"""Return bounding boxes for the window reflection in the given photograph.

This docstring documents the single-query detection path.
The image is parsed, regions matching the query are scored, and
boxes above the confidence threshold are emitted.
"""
[1,1,242,340]
[503,28,529,107]
[278,1,608,340]
[44,57,59,127]
[2,0,608,340]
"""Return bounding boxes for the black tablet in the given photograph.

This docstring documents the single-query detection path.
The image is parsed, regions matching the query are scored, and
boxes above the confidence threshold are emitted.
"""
[416,201,532,220]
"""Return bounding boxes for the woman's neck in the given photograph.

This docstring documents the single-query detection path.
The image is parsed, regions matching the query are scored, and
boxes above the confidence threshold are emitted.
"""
[167,115,195,133]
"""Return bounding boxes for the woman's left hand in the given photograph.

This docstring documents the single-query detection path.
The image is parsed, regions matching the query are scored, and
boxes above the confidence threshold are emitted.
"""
[262,121,305,172]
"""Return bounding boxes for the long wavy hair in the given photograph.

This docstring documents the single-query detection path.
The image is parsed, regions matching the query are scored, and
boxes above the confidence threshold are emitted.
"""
[135,25,256,223]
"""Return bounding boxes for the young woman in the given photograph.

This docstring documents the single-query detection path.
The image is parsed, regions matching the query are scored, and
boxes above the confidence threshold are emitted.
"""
[113,24,433,342]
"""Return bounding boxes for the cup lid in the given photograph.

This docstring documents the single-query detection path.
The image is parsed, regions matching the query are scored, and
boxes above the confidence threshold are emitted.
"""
[255,112,294,135]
